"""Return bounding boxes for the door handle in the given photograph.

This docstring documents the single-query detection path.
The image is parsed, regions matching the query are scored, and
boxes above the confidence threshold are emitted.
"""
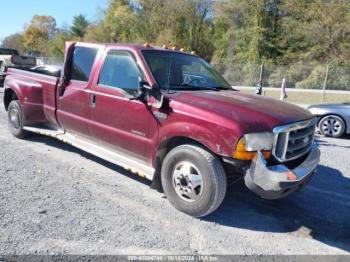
[90,94,96,108]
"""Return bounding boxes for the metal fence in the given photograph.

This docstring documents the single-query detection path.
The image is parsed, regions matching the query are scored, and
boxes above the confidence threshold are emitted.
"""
[213,63,350,104]
[37,58,350,91]
[213,63,350,91]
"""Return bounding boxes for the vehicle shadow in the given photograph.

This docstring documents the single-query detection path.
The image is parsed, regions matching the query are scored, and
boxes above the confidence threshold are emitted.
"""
[26,134,350,252]
[205,164,350,252]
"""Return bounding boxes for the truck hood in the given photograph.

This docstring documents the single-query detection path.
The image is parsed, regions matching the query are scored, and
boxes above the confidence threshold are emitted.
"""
[168,90,313,132]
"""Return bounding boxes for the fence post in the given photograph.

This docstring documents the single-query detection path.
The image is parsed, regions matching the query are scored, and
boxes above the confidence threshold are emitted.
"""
[321,65,329,104]
[280,78,287,101]
[259,64,263,88]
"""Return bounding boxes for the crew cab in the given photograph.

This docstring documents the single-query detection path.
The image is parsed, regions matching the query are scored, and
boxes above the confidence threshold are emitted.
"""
[3,42,320,217]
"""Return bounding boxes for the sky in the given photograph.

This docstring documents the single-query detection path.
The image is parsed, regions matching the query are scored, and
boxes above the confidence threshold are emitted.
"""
[0,0,108,41]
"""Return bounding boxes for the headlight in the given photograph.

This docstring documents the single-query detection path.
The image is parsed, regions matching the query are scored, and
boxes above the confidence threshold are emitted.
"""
[233,132,274,160]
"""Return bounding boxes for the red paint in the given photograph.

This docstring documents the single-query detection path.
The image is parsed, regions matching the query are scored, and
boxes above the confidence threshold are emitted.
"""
[4,42,313,167]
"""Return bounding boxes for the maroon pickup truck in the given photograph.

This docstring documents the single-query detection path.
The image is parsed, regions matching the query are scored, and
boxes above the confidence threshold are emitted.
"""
[3,42,320,217]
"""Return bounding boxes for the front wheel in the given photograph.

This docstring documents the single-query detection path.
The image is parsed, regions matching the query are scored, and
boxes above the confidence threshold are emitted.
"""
[161,145,227,217]
[318,115,345,138]
[8,100,29,139]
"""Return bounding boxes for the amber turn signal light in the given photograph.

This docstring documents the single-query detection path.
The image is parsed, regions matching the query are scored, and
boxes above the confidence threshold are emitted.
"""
[233,138,271,160]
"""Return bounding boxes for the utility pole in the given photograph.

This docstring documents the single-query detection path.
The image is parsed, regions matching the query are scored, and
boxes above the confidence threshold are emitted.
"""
[321,65,329,104]
[259,64,263,88]
[255,64,264,95]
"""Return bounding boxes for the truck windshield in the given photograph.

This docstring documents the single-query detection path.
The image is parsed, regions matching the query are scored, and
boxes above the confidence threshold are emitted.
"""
[142,50,232,91]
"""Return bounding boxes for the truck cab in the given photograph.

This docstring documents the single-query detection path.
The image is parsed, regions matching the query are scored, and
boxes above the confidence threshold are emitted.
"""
[3,42,320,217]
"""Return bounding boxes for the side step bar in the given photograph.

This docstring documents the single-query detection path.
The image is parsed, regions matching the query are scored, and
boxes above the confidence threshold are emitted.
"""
[24,126,155,180]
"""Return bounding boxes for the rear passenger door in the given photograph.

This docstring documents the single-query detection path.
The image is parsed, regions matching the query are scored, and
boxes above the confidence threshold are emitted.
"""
[57,45,98,137]
[88,49,157,161]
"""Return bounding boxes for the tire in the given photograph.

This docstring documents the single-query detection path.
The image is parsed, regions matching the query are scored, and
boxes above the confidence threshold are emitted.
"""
[318,115,345,138]
[161,144,227,217]
[7,100,29,139]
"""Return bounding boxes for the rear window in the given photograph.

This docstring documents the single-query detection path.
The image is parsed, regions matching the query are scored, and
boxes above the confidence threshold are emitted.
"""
[71,46,98,82]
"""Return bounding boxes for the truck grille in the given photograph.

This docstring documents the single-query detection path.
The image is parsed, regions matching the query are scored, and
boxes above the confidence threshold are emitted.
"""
[273,118,317,162]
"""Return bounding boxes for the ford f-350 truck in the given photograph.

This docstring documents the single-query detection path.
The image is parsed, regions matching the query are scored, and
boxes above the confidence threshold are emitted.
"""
[3,42,320,217]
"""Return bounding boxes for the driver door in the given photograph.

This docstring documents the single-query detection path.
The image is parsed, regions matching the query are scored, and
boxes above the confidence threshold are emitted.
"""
[88,49,158,161]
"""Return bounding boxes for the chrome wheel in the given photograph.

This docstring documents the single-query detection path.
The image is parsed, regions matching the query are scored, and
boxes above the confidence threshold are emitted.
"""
[172,161,203,202]
[320,116,344,137]
[9,107,20,129]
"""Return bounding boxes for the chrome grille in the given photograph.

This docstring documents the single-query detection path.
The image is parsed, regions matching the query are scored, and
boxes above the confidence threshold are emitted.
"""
[273,118,317,162]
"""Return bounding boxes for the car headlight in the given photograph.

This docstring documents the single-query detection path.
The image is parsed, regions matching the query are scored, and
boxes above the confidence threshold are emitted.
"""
[233,132,274,160]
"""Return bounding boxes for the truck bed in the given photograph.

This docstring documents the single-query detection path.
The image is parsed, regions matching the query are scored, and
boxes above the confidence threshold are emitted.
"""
[5,68,60,126]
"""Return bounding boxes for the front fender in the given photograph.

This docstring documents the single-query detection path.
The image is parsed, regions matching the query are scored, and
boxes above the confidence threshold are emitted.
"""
[156,121,238,158]
[308,107,334,116]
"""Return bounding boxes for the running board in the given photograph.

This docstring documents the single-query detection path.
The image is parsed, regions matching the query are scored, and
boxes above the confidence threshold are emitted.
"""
[23,126,155,180]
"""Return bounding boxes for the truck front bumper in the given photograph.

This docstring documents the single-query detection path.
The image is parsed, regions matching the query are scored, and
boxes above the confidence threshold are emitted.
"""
[244,145,320,199]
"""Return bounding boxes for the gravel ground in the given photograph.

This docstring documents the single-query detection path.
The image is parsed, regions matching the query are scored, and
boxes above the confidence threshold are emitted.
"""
[0,88,349,255]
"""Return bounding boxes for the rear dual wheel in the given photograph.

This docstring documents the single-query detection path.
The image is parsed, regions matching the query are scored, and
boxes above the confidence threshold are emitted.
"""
[8,100,29,139]
[161,144,227,217]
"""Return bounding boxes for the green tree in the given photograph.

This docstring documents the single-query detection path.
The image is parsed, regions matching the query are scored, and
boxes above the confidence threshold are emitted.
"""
[84,0,139,43]
[49,30,72,58]
[103,0,139,42]
[1,33,25,54]
[70,14,90,39]
[23,15,57,55]
[281,0,350,64]
[138,0,215,59]
[212,0,282,64]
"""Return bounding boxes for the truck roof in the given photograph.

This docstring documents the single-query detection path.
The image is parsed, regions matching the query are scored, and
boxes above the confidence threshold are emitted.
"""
[76,42,195,55]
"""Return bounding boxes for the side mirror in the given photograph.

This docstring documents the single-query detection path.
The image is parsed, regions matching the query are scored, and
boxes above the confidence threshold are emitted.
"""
[149,84,164,109]
[134,78,163,109]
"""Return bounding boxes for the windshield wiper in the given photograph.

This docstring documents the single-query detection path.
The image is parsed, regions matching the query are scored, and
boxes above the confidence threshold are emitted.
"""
[181,84,221,91]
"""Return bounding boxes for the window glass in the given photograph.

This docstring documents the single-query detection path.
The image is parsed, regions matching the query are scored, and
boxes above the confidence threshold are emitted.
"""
[99,50,141,94]
[142,50,231,91]
[71,47,97,81]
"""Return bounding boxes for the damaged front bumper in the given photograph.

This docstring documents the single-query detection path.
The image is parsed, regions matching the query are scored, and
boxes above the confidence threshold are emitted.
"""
[244,144,320,200]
